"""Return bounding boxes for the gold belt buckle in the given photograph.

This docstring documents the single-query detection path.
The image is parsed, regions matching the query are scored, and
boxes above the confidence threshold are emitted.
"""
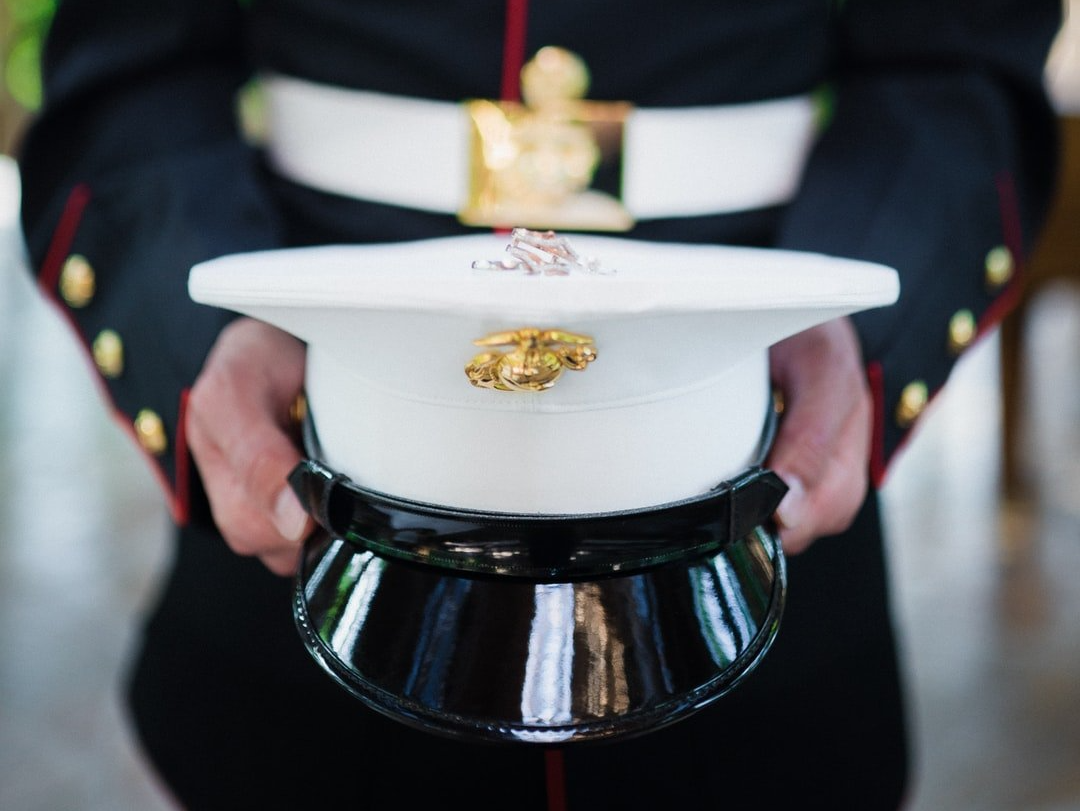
[459,47,634,232]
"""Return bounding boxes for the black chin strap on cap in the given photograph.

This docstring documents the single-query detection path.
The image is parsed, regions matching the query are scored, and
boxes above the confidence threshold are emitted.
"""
[287,403,788,581]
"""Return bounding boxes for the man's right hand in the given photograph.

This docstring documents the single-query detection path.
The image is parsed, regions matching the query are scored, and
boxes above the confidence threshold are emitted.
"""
[186,318,314,576]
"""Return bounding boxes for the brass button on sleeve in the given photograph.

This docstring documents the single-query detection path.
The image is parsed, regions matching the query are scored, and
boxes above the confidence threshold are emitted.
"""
[92,329,124,378]
[59,254,96,308]
[134,409,168,456]
[896,380,929,428]
[947,309,977,355]
[984,245,1014,289]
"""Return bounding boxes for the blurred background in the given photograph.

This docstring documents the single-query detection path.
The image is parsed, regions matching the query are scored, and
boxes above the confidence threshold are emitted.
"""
[1,2,1078,809]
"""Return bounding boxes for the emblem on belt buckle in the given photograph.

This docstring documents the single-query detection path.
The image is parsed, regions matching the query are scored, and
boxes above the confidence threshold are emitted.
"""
[460,47,633,232]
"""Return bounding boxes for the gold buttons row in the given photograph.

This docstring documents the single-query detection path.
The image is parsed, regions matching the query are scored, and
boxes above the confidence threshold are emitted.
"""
[894,246,1011,430]
[61,255,126,379]
[895,307,975,428]
[943,244,1010,358]
[59,254,166,456]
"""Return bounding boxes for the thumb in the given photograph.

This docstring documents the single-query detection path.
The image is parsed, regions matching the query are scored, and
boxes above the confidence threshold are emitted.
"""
[273,483,311,543]
[773,474,808,537]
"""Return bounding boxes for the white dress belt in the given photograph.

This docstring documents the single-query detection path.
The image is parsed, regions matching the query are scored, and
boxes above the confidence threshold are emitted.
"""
[261,74,820,221]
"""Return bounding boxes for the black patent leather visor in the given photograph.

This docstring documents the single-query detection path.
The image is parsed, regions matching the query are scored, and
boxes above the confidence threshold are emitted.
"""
[290,409,788,745]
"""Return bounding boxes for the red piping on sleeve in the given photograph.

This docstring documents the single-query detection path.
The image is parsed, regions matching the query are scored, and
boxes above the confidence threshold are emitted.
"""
[34,182,187,522]
[995,171,1024,268]
[869,170,1028,488]
[979,171,1026,335]
[38,183,92,294]
[978,269,1023,337]
[174,388,192,526]
[866,360,887,489]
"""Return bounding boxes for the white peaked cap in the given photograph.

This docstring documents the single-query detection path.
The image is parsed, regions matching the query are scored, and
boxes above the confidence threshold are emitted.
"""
[189,233,898,514]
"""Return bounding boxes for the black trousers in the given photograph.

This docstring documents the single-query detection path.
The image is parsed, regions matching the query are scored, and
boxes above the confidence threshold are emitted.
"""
[126,492,908,810]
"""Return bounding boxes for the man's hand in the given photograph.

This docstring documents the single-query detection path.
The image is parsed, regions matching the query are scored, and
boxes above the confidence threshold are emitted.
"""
[767,317,873,555]
[186,318,313,576]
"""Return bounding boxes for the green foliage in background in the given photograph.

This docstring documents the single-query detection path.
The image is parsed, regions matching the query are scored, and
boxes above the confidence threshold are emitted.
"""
[3,0,56,111]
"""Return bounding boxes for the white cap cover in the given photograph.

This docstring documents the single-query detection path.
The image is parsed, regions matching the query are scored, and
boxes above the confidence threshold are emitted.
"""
[189,233,898,514]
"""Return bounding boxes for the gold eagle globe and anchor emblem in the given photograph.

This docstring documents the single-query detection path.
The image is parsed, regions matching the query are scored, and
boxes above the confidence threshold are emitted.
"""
[465,328,598,392]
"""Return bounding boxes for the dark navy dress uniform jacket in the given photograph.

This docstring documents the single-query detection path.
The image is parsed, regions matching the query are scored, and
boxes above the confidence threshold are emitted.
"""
[18,1,1061,808]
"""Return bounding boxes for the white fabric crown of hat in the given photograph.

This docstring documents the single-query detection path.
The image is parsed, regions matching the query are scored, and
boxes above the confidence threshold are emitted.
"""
[189,232,898,514]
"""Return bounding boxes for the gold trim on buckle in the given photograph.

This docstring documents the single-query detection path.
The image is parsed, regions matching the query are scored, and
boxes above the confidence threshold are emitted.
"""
[460,47,633,231]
